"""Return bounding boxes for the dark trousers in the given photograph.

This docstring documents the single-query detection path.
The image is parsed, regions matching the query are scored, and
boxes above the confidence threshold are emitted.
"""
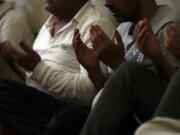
[0,80,87,135]
[80,62,168,135]
[45,106,89,135]
[155,70,180,119]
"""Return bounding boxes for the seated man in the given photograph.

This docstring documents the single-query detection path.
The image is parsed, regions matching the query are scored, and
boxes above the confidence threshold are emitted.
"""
[71,0,180,135]
[0,0,116,134]
[0,0,33,82]
[135,24,180,135]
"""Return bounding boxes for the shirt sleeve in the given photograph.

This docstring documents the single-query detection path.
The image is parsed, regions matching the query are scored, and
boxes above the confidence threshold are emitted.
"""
[31,61,96,106]
[30,19,116,106]
[135,117,180,135]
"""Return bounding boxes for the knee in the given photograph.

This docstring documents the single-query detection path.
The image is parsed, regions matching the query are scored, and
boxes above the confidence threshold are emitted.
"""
[105,62,144,88]
[115,62,148,78]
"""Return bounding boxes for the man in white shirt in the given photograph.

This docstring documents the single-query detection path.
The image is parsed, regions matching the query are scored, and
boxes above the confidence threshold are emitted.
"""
[0,0,115,134]
[0,0,33,82]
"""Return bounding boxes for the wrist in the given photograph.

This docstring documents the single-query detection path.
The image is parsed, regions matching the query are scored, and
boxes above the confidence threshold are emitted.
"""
[111,57,126,71]
[152,54,165,64]
[88,67,106,91]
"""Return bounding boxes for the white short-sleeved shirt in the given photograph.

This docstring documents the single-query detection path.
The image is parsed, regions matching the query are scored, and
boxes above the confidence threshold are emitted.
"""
[25,1,116,106]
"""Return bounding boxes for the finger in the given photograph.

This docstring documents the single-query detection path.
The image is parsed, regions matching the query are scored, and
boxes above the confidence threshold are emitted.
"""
[166,39,178,56]
[73,28,79,42]
[137,25,149,46]
[73,34,86,56]
[138,31,149,50]
[1,46,9,60]
[90,25,99,41]
[73,39,79,54]
[166,24,177,33]
[93,25,109,47]
[19,42,34,54]
[134,20,145,36]
[2,41,17,60]
[72,32,80,49]
[76,35,88,49]
[164,24,178,38]
[135,18,148,36]
[94,25,103,36]
[114,30,123,45]
[90,25,100,48]
[94,25,109,41]
[165,29,178,47]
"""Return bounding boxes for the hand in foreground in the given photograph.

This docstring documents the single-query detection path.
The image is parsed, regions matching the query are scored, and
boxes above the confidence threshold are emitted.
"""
[0,41,41,80]
[0,41,25,80]
[135,18,162,61]
[90,25,125,71]
[164,24,180,60]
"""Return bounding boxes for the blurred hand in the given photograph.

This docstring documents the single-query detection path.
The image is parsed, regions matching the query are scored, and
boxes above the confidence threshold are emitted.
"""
[164,24,180,60]
[0,41,25,80]
[135,18,162,60]
[90,25,125,71]
[0,41,41,80]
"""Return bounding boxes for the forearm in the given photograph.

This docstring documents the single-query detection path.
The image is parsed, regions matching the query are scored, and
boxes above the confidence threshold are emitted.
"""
[153,55,177,79]
[88,68,106,91]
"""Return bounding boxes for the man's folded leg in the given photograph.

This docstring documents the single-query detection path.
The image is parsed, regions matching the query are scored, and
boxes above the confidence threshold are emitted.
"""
[0,80,69,135]
[80,62,168,135]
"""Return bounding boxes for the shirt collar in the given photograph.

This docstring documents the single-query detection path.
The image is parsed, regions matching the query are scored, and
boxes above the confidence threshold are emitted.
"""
[150,5,176,33]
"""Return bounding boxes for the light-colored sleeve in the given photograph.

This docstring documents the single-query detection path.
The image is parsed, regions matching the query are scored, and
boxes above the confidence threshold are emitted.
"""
[1,11,34,49]
[31,61,96,106]
[135,117,180,135]
[30,19,116,106]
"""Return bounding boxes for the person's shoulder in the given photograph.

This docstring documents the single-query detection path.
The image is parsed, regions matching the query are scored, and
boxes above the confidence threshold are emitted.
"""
[78,2,116,25]
[151,5,180,34]
[3,10,27,24]
[158,5,180,23]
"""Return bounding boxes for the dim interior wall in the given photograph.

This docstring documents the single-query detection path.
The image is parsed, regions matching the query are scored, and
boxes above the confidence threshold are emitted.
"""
[4,0,180,33]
